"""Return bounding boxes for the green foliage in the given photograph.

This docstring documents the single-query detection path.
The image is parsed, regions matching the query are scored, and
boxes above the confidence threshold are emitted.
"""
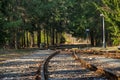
[95,0,120,45]
[0,1,6,46]
[5,19,23,28]
[1,0,120,48]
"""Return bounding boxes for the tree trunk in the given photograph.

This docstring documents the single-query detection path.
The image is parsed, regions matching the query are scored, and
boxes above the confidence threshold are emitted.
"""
[30,32,34,48]
[90,31,95,46]
[23,31,26,48]
[33,32,35,47]
[52,28,55,45]
[14,32,18,49]
[50,27,52,45]
[22,35,24,48]
[37,30,41,47]
[46,30,49,47]
[44,29,46,44]
[56,30,58,45]
[26,31,29,47]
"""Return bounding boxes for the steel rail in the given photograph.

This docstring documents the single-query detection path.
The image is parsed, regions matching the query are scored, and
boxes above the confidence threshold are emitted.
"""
[41,51,60,80]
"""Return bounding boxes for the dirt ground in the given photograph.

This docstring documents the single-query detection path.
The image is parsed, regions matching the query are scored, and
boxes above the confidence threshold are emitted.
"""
[0,48,38,63]
[0,49,54,80]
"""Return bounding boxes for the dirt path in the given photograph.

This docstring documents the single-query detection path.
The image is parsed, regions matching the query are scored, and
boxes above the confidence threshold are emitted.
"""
[0,50,54,80]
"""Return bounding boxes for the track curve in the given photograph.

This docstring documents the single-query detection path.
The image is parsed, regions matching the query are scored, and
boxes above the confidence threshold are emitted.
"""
[41,50,108,80]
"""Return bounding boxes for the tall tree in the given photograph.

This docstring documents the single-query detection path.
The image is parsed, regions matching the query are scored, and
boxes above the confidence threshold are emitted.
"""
[95,0,120,45]
[0,1,6,47]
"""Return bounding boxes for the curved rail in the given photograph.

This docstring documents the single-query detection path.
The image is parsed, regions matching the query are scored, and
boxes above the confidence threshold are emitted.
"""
[41,51,60,80]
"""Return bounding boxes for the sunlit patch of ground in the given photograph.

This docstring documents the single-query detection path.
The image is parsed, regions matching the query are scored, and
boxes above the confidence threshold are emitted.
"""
[0,50,53,80]
[89,46,118,51]
[0,49,38,62]
[72,46,120,59]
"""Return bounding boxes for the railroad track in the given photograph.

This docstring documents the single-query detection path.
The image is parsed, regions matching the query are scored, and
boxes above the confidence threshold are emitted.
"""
[40,50,108,80]
[73,50,120,80]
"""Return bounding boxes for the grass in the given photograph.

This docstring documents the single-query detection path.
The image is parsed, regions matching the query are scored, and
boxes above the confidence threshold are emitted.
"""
[0,48,38,63]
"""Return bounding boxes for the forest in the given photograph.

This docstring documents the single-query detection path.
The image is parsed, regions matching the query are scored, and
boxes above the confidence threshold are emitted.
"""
[0,0,120,49]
